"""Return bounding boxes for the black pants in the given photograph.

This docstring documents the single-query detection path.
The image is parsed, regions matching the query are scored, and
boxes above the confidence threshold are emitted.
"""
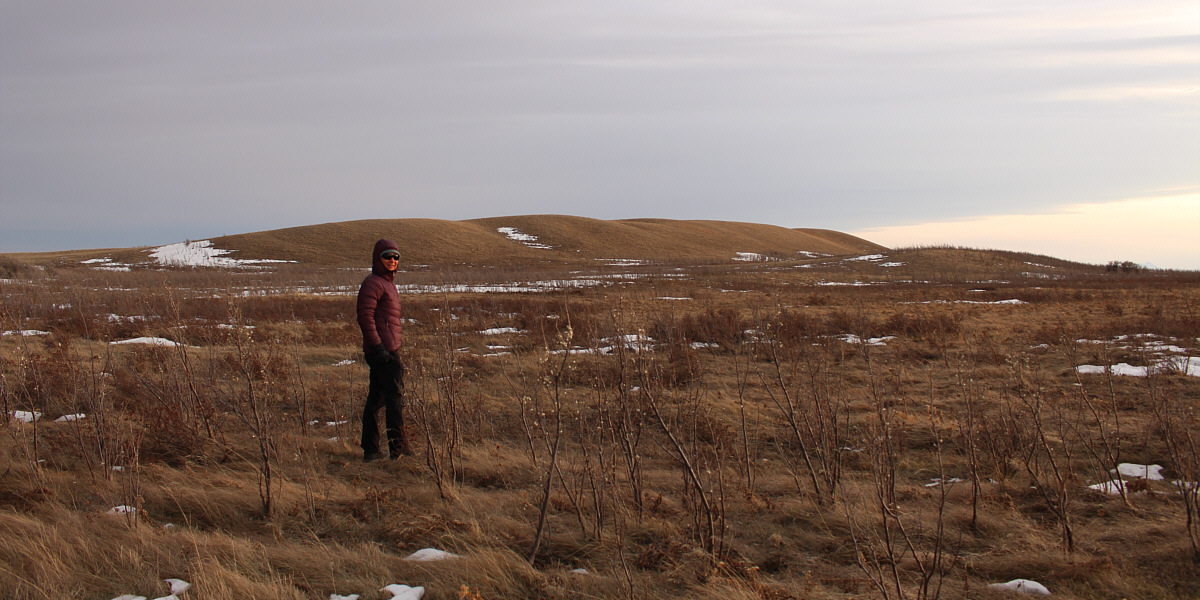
[362,351,405,456]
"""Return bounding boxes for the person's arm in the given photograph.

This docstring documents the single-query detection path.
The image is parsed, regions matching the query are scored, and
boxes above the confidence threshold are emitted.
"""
[357,279,384,349]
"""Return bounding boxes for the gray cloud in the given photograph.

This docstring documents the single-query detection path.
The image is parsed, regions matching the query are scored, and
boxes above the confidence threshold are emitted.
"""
[2,1,1196,253]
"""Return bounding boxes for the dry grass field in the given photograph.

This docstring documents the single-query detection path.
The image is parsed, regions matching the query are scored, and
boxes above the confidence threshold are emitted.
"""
[1,221,1198,600]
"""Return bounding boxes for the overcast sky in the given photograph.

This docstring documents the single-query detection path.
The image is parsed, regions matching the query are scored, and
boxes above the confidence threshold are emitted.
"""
[2,1,1197,267]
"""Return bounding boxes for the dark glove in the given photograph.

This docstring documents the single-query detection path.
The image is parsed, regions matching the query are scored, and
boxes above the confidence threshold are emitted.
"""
[366,345,391,365]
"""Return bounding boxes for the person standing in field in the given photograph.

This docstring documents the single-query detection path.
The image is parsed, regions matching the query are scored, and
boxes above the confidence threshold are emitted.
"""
[356,239,411,461]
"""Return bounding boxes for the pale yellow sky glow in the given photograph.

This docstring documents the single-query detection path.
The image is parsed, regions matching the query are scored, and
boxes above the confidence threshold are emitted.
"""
[854,190,1200,270]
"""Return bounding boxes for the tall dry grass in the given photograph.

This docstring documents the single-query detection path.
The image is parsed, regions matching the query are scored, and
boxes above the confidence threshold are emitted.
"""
[1,251,1199,599]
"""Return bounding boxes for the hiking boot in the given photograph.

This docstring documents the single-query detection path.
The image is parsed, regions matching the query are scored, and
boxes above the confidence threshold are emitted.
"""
[363,451,386,462]
[391,433,414,457]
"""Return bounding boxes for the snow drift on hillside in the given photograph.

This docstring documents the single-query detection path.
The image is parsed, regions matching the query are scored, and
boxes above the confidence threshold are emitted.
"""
[497,227,552,249]
[149,240,293,268]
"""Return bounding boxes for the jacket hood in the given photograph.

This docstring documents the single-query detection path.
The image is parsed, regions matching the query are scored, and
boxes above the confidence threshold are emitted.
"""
[371,239,400,280]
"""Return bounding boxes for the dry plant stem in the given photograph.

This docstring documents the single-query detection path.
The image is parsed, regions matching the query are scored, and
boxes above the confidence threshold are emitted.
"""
[757,340,823,503]
[118,420,144,526]
[1063,338,1133,508]
[528,324,572,564]
[411,360,449,499]
[502,368,541,469]
[638,367,721,560]
[1009,356,1077,553]
[56,314,107,479]
[4,319,47,485]
[732,344,756,494]
[950,351,982,529]
[166,289,215,438]
[584,383,612,541]
[848,346,955,600]
[1149,374,1200,557]
[224,301,279,518]
[610,325,646,521]
[433,302,464,480]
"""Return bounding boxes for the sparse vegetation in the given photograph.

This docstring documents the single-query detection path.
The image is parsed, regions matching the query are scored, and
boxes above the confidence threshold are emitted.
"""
[2,239,1198,600]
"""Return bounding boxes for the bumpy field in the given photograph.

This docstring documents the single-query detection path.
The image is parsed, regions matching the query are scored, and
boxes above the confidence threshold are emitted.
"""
[1,244,1198,600]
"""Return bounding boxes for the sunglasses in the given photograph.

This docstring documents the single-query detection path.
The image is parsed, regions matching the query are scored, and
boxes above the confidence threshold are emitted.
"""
[381,253,400,260]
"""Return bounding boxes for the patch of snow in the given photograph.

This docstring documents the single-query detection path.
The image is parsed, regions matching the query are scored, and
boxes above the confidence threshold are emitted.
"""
[310,419,349,427]
[404,547,461,561]
[107,314,146,323]
[845,254,884,262]
[691,342,719,349]
[480,327,523,335]
[879,262,904,267]
[837,334,896,346]
[107,505,138,516]
[333,359,355,366]
[734,252,773,262]
[551,334,654,356]
[599,258,649,266]
[81,257,134,271]
[796,250,829,258]
[396,280,599,294]
[1078,359,1200,378]
[163,579,190,596]
[1088,480,1133,495]
[55,413,86,422]
[330,595,360,600]
[925,477,966,487]
[9,410,41,423]
[656,297,692,300]
[111,337,185,347]
[497,227,553,249]
[988,579,1050,595]
[1113,463,1165,481]
[149,240,293,268]
[2,329,50,336]
[903,299,1027,305]
[379,584,424,600]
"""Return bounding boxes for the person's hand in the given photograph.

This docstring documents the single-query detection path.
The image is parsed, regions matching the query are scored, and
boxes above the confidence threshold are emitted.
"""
[367,345,391,364]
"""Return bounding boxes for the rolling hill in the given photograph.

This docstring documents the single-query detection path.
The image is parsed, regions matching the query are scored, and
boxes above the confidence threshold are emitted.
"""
[4,215,887,269]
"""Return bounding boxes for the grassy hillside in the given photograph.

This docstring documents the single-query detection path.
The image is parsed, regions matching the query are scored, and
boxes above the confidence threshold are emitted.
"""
[213,215,886,266]
[1,215,885,268]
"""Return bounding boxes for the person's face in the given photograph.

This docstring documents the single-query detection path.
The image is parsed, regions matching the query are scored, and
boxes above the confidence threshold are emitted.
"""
[380,251,400,272]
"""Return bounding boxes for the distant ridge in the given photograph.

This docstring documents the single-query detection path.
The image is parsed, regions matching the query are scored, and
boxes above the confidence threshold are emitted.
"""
[167,216,883,266]
[4,215,886,268]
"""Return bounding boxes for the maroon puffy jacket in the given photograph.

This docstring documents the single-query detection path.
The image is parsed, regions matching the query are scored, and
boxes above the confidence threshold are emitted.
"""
[356,239,403,352]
